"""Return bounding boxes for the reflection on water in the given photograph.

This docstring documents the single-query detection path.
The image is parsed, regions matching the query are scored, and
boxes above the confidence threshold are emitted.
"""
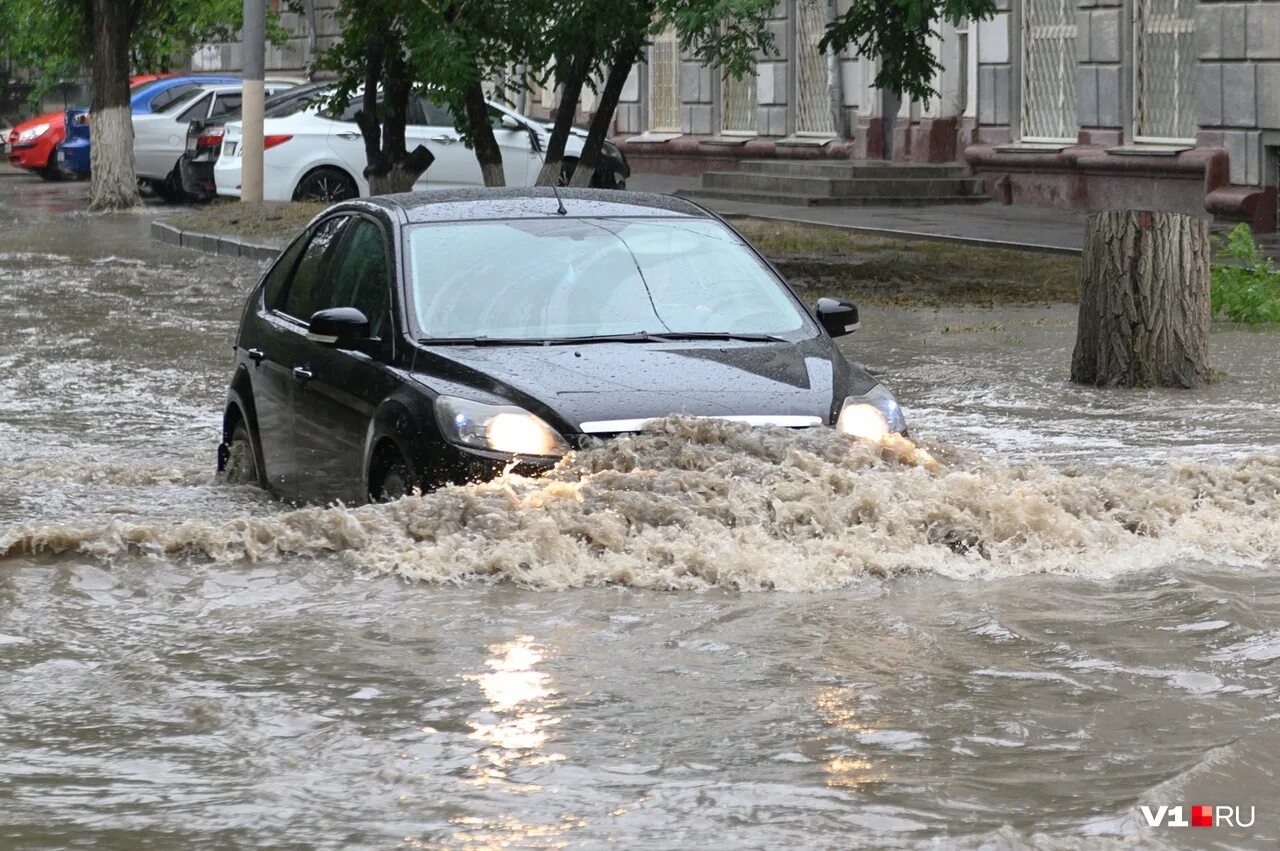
[464,636,563,791]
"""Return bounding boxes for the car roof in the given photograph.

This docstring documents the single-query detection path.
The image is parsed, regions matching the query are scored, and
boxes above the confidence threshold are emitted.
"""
[354,188,712,224]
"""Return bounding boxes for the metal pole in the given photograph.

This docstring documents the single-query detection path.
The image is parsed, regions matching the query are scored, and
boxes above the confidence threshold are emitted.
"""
[241,0,265,203]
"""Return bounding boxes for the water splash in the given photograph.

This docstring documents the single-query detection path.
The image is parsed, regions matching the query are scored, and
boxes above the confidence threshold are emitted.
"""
[2,418,1279,590]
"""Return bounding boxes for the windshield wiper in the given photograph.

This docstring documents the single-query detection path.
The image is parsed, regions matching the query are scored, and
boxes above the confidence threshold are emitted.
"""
[541,331,788,345]
[419,336,556,346]
[419,331,789,347]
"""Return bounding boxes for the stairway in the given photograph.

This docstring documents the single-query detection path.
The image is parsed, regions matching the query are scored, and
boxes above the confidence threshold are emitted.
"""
[675,159,990,207]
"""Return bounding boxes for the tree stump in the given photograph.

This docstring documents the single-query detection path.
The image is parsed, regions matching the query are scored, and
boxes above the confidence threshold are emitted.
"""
[1071,210,1212,388]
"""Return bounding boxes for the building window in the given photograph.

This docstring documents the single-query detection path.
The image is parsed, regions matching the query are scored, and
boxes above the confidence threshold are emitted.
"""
[1134,0,1196,143]
[1020,0,1077,142]
[648,26,681,132]
[794,0,835,136]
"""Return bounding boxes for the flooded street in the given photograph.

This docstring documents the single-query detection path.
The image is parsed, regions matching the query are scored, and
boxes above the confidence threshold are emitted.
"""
[2,177,1278,849]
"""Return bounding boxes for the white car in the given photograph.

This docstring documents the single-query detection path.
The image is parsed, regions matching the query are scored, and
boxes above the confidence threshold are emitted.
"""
[133,81,298,198]
[213,94,628,202]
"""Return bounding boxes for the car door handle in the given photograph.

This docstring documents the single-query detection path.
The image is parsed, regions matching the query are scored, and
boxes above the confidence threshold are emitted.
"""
[292,366,313,383]
[247,348,265,364]
[336,131,361,141]
[428,135,457,145]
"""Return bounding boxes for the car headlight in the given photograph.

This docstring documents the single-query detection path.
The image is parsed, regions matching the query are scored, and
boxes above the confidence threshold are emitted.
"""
[435,395,569,457]
[836,383,907,441]
[17,123,50,142]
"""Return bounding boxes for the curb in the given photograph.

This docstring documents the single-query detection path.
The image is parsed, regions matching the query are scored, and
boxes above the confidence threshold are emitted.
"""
[150,219,283,262]
[717,212,1084,257]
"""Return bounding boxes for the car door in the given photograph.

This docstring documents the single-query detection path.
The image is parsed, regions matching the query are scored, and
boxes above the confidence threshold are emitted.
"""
[291,215,402,505]
[416,100,537,188]
[135,92,210,178]
[253,214,352,500]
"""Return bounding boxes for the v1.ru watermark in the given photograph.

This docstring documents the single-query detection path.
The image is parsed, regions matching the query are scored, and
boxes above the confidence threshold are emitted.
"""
[1140,805,1256,828]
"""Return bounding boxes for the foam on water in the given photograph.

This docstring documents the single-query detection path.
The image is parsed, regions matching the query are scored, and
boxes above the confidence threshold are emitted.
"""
[3,418,1278,590]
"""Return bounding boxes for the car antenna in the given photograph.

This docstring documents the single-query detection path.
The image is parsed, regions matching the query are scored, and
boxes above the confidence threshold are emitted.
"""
[527,120,569,215]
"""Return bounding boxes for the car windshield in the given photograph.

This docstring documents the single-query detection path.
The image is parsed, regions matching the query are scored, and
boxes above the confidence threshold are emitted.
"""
[407,217,808,340]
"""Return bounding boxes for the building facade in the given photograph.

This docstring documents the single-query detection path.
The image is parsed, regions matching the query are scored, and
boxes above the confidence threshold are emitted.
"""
[614,0,1279,232]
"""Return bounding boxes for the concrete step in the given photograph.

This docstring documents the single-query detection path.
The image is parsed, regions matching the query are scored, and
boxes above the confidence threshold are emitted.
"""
[702,171,986,198]
[737,159,972,179]
[676,187,992,208]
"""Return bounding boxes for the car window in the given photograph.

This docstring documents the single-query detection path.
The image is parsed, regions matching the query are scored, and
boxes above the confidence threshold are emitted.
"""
[324,219,392,341]
[175,93,212,123]
[149,83,201,111]
[209,93,242,117]
[262,234,309,311]
[280,216,349,321]
[421,99,453,127]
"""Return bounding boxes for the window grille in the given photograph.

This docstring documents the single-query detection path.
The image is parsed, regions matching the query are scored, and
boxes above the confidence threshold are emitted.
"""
[795,0,836,135]
[1020,0,1077,141]
[648,27,681,132]
[721,67,757,134]
[1134,0,1196,142]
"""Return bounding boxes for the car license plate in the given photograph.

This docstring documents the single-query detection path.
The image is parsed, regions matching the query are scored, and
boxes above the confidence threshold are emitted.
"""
[56,150,65,163]
[223,141,237,156]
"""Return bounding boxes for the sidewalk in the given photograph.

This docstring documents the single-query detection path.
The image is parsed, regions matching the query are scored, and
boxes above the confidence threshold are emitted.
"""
[629,172,1280,260]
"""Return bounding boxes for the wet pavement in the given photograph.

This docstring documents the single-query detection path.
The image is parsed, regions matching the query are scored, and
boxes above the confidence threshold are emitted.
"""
[1,176,1279,849]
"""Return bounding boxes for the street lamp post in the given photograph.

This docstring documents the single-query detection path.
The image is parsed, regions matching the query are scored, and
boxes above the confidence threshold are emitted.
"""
[241,0,265,203]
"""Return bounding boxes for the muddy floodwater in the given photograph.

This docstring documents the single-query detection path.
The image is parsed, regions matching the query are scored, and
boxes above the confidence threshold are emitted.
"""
[1,179,1278,849]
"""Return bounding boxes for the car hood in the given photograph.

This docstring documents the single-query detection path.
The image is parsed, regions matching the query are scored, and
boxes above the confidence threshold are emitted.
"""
[414,338,874,434]
[12,112,64,134]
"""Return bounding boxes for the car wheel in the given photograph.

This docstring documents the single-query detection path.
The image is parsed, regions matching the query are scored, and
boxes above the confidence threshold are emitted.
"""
[370,449,413,503]
[223,419,263,488]
[151,171,186,203]
[38,162,62,181]
[293,168,358,203]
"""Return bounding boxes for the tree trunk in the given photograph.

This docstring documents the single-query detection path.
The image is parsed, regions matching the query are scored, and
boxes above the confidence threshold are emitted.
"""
[568,50,637,188]
[536,44,594,186]
[462,79,505,187]
[88,0,139,211]
[355,38,433,196]
[1071,210,1212,388]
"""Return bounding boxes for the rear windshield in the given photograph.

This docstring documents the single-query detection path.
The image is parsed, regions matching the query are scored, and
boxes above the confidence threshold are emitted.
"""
[407,217,808,340]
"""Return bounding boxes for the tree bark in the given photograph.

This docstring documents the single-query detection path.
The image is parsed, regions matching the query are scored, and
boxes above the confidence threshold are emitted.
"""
[1071,210,1212,388]
[568,50,637,188]
[535,43,594,186]
[462,79,505,187]
[88,0,140,211]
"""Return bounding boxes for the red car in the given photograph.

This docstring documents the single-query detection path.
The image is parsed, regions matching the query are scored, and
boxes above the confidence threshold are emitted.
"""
[5,74,173,179]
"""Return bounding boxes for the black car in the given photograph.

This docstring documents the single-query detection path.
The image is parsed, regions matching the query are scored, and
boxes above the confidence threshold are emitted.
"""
[217,188,907,504]
[180,83,333,201]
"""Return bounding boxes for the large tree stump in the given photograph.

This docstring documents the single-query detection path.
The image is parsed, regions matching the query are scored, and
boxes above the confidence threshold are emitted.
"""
[1071,210,1212,388]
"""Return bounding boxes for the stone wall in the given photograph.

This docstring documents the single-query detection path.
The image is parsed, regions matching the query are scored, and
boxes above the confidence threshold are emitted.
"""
[1195,0,1280,186]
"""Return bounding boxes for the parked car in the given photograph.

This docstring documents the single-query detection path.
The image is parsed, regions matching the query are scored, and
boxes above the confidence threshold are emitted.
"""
[216,188,904,504]
[213,95,629,202]
[130,81,298,199]
[54,75,302,185]
[180,82,333,201]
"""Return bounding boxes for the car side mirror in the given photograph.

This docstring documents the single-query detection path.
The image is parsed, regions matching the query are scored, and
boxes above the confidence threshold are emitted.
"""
[500,114,521,130]
[815,297,860,337]
[307,307,372,349]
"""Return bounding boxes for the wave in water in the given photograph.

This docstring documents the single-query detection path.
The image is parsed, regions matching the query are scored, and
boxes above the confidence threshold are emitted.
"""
[2,418,1278,590]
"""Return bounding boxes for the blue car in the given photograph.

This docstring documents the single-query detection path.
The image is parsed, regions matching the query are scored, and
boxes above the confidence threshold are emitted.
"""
[55,75,241,179]
[57,109,91,178]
